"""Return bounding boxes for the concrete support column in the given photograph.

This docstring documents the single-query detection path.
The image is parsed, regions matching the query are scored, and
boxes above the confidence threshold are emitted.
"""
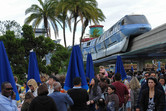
[137,59,145,71]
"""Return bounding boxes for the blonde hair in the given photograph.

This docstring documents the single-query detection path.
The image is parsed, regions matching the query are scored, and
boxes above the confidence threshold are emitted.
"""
[27,79,38,90]
[99,66,104,69]
[129,77,140,90]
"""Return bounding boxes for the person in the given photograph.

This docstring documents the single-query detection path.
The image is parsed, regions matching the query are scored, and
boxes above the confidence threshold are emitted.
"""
[99,66,108,77]
[67,77,89,111]
[139,77,165,111]
[98,78,108,94]
[95,98,107,111]
[28,84,57,111]
[14,76,22,93]
[158,76,166,94]
[136,71,165,111]
[111,73,129,111]
[21,92,34,111]
[140,72,149,86]
[87,78,102,111]
[19,82,27,102]
[0,82,18,111]
[125,82,131,111]
[49,82,74,111]
[47,75,58,94]
[27,79,38,97]
[86,77,90,86]
[105,85,119,111]
[129,77,140,111]
[59,75,65,88]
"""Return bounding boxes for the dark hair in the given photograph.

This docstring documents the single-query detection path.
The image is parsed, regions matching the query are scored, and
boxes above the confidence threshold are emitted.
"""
[158,75,165,79]
[25,92,34,99]
[108,85,116,93]
[100,78,106,82]
[149,71,156,75]
[147,77,158,86]
[1,81,10,90]
[144,72,149,75]
[24,92,34,103]
[114,73,121,81]
[37,84,48,96]
[14,76,18,82]
[49,75,58,81]
[73,77,81,85]
[86,77,90,83]
[96,98,106,111]
[89,78,99,96]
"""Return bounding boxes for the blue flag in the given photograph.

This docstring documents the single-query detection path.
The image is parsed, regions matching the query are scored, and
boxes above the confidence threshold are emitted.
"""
[131,66,134,72]
[0,41,20,100]
[64,45,88,90]
[86,53,95,82]
[26,52,41,92]
[115,55,127,81]
[157,61,161,72]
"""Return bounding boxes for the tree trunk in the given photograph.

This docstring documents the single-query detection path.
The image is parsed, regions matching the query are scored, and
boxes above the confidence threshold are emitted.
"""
[72,17,77,47]
[44,17,49,37]
[80,19,89,47]
[79,25,87,48]
[63,21,67,48]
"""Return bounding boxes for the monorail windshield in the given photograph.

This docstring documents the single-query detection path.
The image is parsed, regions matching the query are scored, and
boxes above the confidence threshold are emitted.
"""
[122,15,149,25]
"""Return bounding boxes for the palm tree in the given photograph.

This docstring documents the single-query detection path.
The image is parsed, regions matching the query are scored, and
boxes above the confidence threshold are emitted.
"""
[61,0,102,47]
[80,8,105,46]
[55,0,72,48]
[25,0,61,38]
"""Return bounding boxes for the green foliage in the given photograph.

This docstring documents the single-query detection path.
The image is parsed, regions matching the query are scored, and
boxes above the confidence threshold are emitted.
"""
[49,44,71,75]
[58,0,105,46]
[90,29,100,38]
[25,0,60,38]
[0,30,26,83]
[0,24,58,83]
[0,20,22,38]
[21,24,56,75]
[22,25,35,57]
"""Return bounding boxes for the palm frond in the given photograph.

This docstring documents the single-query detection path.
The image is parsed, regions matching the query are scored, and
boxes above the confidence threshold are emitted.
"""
[25,5,42,15]
[24,13,42,24]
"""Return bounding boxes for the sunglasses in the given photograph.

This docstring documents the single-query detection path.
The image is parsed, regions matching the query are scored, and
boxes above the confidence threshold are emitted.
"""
[5,88,13,91]
[28,85,32,87]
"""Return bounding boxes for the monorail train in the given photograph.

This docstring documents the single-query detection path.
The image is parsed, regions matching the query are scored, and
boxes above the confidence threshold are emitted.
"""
[81,14,151,61]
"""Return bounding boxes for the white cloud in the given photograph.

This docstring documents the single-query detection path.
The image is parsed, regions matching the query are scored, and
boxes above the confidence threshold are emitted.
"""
[0,0,166,46]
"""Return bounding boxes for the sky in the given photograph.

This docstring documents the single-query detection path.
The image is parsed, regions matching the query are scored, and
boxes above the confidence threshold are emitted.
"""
[0,0,166,46]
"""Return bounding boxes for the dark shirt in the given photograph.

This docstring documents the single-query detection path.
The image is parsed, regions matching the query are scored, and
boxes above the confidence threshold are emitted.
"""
[21,102,30,111]
[29,95,57,111]
[106,93,119,111]
[137,81,165,109]
[140,88,165,111]
[67,88,89,111]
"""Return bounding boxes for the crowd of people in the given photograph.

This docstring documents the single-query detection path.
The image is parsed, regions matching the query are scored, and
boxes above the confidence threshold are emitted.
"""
[0,66,166,111]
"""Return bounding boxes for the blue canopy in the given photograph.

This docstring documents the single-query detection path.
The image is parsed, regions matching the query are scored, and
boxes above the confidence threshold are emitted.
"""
[64,45,88,90]
[0,41,19,100]
[115,55,127,81]
[26,52,41,91]
[86,53,95,82]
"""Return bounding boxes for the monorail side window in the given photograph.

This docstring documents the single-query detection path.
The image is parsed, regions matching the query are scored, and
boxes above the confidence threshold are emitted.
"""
[121,19,127,25]
[87,42,90,46]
